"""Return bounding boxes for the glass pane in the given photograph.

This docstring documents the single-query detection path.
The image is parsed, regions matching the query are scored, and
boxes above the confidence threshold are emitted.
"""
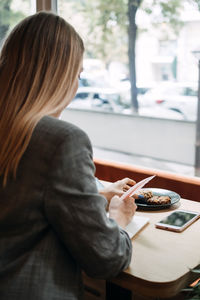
[58,0,199,121]
[0,0,35,46]
[58,1,200,176]
[58,0,129,114]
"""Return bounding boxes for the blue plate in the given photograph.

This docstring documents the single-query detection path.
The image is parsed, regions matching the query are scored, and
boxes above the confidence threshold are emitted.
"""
[135,188,181,210]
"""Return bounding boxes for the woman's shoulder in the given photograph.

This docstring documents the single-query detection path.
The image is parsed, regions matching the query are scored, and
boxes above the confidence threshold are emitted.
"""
[24,115,93,165]
[35,115,89,143]
[27,115,91,158]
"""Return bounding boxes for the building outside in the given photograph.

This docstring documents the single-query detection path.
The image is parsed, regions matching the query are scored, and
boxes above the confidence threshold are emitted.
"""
[136,4,200,84]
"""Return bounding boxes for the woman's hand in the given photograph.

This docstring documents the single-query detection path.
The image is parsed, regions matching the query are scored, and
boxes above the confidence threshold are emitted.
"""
[108,195,137,229]
[99,178,136,210]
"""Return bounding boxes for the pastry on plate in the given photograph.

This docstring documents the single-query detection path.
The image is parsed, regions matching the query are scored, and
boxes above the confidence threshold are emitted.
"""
[147,195,171,205]
[137,190,153,199]
[135,190,171,205]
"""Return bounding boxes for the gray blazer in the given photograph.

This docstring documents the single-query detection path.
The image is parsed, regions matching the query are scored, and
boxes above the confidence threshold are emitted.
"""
[0,116,132,300]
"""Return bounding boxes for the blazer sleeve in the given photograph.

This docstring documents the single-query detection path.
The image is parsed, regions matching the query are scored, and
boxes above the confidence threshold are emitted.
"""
[44,126,132,279]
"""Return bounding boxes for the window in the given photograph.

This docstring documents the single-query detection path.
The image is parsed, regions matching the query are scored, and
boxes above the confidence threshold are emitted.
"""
[0,0,34,46]
[2,0,199,176]
[57,1,200,176]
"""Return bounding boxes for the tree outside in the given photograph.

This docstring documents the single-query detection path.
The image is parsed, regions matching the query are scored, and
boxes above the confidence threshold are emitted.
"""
[0,0,30,46]
[58,0,200,112]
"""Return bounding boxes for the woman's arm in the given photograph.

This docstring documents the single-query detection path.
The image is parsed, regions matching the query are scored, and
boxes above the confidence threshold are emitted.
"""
[44,126,134,279]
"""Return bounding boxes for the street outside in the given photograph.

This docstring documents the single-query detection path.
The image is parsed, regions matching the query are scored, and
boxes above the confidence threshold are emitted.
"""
[93,146,195,177]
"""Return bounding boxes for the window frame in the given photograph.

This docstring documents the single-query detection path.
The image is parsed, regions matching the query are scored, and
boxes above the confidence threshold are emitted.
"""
[36,0,57,12]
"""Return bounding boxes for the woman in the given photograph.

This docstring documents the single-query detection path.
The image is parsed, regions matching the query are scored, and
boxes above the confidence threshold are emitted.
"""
[0,11,137,300]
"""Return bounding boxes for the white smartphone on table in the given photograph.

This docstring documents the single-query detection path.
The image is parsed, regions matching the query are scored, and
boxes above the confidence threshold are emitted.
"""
[155,209,200,232]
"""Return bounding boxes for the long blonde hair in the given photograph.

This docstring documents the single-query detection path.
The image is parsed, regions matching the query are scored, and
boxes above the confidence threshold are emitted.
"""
[0,11,84,186]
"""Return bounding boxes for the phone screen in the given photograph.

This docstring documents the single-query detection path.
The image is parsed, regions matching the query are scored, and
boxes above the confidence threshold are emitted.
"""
[159,211,198,227]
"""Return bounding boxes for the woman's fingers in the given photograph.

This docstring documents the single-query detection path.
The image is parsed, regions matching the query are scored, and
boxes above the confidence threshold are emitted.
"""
[123,196,137,211]
[121,177,136,186]
[117,178,136,193]
[99,177,136,205]
[122,184,133,192]
[123,196,134,204]
[109,195,137,228]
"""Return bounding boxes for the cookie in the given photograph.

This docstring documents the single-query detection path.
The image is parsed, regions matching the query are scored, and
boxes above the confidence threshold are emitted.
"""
[147,195,171,205]
[137,190,153,199]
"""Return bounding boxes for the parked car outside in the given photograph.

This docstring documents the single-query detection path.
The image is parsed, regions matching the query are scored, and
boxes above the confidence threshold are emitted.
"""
[123,106,185,120]
[79,71,109,88]
[67,79,196,121]
[68,86,126,113]
[138,106,185,120]
[138,82,198,121]
[112,80,156,106]
[68,86,185,120]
